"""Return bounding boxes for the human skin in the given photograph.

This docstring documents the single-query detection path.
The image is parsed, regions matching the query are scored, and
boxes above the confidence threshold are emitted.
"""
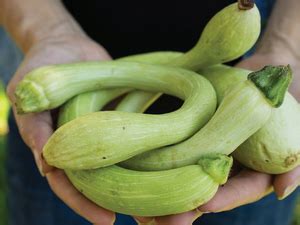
[1,0,299,225]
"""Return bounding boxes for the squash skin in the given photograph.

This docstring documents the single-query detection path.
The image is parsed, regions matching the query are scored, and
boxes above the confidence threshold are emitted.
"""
[233,93,300,174]
[117,2,261,110]
[29,62,216,170]
[57,85,232,217]
[200,65,300,174]
[170,3,260,70]
[65,155,232,217]
[120,3,261,70]
[122,80,274,170]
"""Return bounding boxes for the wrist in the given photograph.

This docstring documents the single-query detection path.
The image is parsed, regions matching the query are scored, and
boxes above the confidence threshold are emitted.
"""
[2,0,86,53]
[254,39,298,69]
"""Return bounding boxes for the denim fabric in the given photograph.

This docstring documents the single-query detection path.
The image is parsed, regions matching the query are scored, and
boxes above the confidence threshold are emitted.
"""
[0,28,23,85]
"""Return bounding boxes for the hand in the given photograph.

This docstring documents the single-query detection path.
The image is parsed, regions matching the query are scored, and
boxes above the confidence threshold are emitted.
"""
[234,52,300,200]
[135,52,300,225]
[134,164,272,225]
[6,34,116,225]
[200,52,300,211]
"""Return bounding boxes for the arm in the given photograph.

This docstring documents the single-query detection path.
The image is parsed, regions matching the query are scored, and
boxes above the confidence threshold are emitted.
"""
[1,1,114,224]
[0,0,85,53]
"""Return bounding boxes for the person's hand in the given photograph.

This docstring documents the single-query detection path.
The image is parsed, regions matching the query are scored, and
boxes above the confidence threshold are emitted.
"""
[134,166,272,225]
[200,52,300,212]
[234,52,300,199]
[6,34,117,225]
[135,52,300,225]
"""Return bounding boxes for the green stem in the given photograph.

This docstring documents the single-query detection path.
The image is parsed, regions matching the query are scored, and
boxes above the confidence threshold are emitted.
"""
[248,65,292,107]
[198,154,233,185]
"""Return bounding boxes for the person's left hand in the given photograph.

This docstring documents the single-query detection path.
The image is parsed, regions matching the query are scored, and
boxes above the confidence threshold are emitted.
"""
[135,52,300,225]
[199,52,300,213]
[7,34,117,225]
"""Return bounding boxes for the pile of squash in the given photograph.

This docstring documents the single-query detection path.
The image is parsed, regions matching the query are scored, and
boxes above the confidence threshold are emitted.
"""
[14,1,300,216]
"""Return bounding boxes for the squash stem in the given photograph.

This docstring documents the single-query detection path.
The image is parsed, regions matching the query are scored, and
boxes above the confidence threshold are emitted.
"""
[248,65,292,108]
[238,0,255,10]
[198,154,233,185]
[15,80,50,113]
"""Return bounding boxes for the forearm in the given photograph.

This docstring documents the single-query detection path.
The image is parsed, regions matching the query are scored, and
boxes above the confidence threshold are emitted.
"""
[256,0,300,61]
[0,0,86,53]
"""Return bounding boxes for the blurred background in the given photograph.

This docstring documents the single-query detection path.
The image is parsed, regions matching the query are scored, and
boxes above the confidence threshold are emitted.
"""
[0,80,299,225]
[0,80,9,225]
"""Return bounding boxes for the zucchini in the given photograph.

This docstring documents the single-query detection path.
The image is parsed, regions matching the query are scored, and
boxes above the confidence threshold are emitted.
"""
[58,88,130,126]
[38,63,291,171]
[15,61,216,169]
[116,2,260,111]
[65,154,232,216]
[120,2,260,70]
[56,85,232,217]
[122,66,291,170]
[38,2,259,119]
[199,65,300,174]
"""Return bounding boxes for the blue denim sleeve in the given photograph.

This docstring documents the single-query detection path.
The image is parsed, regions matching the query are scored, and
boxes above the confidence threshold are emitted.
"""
[0,27,23,86]
[256,0,275,23]
[244,0,276,57]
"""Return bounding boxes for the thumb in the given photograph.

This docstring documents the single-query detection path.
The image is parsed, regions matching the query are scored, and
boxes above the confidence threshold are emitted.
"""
[12,110,54,175]
[274,166,300,200]
[7,65,55,175]
[154,209,202,225]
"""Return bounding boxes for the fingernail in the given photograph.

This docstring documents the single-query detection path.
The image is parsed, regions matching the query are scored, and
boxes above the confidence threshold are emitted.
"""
[278,183,299,200]
[40,152,55,174]
[93,222,115,225]
[134,218,156,225]
[192,209,203,222]
[93,216,116,225]
[33,150,45,177]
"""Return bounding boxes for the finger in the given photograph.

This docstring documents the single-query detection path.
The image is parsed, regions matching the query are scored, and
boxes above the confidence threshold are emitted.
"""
[274,165,300,200]
[153,209,202,225]
[234,55,266,71]
[134,216,155,224]
[290,80,300,101]
[229,160,243,178]
[6,65,55,175]
[134,218,156,225]
[199,169,273,212]
[12,110,54,175]
[46,169,115,225]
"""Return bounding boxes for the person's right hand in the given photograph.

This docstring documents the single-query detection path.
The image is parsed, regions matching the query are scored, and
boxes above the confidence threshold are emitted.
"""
[6,33,117,225]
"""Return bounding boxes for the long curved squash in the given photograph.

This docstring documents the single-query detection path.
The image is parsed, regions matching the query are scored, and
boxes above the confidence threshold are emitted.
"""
[15,61,216,169]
